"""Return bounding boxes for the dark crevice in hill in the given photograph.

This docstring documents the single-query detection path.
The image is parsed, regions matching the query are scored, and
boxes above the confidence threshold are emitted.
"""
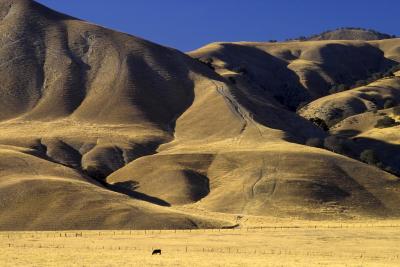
[182,170,211,202]
[21,137,177,206]
[108,181,171,207]
[123,53,195,129]
[80,140,164,177]
[61,26,91,113]
[105,153,215,206]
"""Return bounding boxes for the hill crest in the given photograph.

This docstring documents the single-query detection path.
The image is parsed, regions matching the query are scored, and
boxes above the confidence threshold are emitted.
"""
[288,27,396,41]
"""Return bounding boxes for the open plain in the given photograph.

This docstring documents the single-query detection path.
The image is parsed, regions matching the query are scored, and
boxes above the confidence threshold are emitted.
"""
[2,220,400,266]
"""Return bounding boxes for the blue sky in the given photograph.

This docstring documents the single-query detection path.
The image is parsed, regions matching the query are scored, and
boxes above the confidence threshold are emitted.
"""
[35,0,400,52]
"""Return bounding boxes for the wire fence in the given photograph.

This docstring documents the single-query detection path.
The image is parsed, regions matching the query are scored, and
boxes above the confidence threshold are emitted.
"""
[3,242,400,262]
[2,226,400,265]
[2,223,400,239]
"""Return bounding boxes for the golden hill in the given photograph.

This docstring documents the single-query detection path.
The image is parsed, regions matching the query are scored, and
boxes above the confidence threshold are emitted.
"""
[298,75,400,127]
[1,0,400,230]
[306,28,395,41]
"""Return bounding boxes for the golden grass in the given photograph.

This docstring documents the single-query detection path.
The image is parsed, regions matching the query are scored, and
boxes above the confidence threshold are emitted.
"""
[2,0,400,237]
[2,222,400,266]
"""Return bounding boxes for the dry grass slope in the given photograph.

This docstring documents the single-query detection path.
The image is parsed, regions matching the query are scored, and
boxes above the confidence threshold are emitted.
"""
[1,0,400,230]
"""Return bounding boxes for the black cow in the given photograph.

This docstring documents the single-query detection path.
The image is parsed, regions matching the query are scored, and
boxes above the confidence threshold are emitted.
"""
[152,249,162,255]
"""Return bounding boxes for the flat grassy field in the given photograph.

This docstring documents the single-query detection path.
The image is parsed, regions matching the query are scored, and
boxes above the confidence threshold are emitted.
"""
[1,221,400,266]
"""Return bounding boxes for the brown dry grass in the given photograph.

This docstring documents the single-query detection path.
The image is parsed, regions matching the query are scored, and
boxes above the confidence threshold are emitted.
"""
[2,221,400,266]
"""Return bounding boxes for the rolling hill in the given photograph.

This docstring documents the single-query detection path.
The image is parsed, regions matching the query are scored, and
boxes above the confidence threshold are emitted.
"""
[1,0,400,230]
[296,28,396,41]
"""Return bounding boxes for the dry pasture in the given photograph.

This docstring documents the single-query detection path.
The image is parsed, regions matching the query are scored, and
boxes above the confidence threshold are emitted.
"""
[1,221,400,266]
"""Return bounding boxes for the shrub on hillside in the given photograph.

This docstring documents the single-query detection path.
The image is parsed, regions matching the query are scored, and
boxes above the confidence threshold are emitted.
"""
[323,136,346,154]
[309,117,329,131]
[375,116,396,128]
[383,98,396,109]
[354,80,367,88]
[391,64,400,73]
[371,72,383,80]
[383,165,400,176]
[370,106,378,114]
[198,58,215,70]
[329,84,348,94]
[296,101,309,112]
[360,149,379,165]
[305,137,323,148]
[384,71,395,78]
